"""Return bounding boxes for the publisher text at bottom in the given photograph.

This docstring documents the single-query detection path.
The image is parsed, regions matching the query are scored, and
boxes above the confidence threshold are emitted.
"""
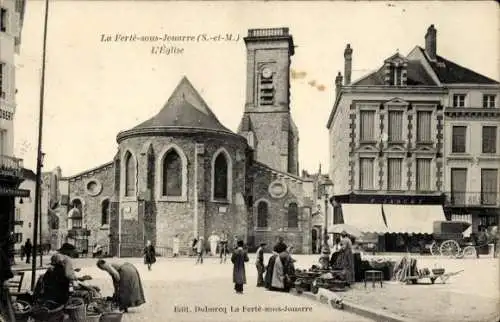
[174,305,314,314]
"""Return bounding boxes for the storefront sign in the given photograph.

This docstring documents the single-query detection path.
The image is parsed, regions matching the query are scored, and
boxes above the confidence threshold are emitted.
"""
[0,187,30,197]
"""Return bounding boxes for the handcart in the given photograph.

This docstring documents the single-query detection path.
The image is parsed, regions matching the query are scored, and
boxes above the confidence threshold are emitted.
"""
[402,268,464,284]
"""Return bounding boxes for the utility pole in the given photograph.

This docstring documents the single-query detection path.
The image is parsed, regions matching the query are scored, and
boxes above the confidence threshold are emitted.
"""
[31,0,50,290]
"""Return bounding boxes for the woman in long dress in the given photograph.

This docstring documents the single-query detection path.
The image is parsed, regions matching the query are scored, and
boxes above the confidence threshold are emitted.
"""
[339,231,355,285]
[34,253,77,305]
[143,240,156,271]
[96,259,146,312]
[231,240,249,294]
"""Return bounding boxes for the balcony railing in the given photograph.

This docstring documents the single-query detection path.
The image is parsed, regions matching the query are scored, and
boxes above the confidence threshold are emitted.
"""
[248,28,289,37]
[445,191,500,207]
[0,154,23,178]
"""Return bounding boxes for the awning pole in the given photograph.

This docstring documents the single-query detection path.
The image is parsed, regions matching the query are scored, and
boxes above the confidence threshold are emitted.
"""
[31,0,50,291]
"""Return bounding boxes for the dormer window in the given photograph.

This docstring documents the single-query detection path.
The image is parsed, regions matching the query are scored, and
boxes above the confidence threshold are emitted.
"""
[259,67,274,106]
[391,66,404,86]
[452,94,466,107]
[483,94,496,108]
[383,55,408,87]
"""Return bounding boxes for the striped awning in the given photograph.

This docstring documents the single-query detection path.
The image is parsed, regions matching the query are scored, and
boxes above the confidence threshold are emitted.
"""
[335,204,389,234]
[383,204,446,234]
[0,187,30,197]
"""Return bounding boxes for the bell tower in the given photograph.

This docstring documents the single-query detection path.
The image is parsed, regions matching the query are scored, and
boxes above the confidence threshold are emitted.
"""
[238,28,299,175]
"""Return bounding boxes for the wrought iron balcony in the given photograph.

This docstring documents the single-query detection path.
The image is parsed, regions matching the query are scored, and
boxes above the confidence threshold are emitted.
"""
[0,154,23,178]
[445,191,500,207]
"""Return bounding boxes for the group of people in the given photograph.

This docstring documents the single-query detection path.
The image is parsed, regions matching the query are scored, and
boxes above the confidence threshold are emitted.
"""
[191,231,235,264]
[231,236,297,294]
[34,250,146,313]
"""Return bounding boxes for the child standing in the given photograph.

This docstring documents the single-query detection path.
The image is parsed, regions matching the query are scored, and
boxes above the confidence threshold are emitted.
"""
[231,240,249,294]
[195,237,204,264]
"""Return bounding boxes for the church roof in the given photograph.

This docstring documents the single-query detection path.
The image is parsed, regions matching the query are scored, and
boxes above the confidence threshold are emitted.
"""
[131,77,233,134]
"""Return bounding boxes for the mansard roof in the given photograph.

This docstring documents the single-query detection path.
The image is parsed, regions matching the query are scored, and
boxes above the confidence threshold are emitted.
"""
[416,47,499,84]
[353,57,437,86]
[353,48,499,86]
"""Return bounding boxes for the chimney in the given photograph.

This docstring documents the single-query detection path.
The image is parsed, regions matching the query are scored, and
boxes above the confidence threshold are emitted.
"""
[344,44,353,85]
[335,72,343,97]
[425,24,437,61]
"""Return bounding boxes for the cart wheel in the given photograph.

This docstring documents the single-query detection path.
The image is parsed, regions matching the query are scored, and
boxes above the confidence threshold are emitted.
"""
[440,240,460,257]
[311,286,319,294]
[462,246,477,258]
[430,241,440,256]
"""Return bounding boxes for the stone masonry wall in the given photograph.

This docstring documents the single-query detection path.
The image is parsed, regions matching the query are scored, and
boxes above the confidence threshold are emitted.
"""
[68,163,115,249]
[116,133,248,255]
[249,163,311,253]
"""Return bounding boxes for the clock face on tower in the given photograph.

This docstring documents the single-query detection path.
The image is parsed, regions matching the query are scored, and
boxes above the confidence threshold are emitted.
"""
[262,67,272,79]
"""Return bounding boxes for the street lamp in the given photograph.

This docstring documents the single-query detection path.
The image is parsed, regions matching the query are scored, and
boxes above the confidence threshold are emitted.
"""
[319,180,333,268]
[323,189,330,255]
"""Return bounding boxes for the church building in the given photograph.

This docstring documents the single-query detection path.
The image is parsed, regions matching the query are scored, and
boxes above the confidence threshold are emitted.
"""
[44,27,315,256]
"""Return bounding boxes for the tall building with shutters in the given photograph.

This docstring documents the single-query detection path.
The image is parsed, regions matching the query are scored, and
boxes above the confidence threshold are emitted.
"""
[0,0,27,269]
[326,25,499,252]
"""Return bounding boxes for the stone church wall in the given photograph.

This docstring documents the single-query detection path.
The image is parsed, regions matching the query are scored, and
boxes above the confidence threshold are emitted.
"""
[116,133,248,254]
[250,164,312,253]
[67,163,115,250]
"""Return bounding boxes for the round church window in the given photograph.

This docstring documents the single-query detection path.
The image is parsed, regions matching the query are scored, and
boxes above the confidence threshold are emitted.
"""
[268,180,287,199]
[86,179,102,197]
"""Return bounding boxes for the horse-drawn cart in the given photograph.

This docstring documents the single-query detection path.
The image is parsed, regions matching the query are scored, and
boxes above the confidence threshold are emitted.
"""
[429,221,477,258]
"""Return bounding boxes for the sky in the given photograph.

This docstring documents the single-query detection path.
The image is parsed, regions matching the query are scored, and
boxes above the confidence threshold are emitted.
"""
[13,0,499,177]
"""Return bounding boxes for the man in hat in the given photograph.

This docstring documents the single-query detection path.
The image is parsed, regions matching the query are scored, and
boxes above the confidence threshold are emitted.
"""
[255,242,267,287]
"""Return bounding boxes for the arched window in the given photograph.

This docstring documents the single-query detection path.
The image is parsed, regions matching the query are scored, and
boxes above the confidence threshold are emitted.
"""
[287,202,299,228]
[213,153,229,200]
[162,149,182,196]
[257,201,268,228]
[124,152,135,197]
[101,199,110,225]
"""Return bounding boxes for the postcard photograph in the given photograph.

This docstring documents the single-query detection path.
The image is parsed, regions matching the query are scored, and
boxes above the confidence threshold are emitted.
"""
[0,0,499,321]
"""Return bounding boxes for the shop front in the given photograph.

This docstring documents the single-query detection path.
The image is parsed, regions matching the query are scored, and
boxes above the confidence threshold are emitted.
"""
[331,193,447,253]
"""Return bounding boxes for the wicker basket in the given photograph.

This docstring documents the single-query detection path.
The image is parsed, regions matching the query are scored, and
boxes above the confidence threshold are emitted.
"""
[85,313,102,322]
[32,301,65,322]
[99,312,123,322]
[13,300,32,322]
[65,297,86,321]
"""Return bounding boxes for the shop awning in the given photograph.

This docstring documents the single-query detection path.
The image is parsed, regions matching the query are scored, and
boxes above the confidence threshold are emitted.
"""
[383,204,446,234]
[0,187,30,197]
[335,204,388,233]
